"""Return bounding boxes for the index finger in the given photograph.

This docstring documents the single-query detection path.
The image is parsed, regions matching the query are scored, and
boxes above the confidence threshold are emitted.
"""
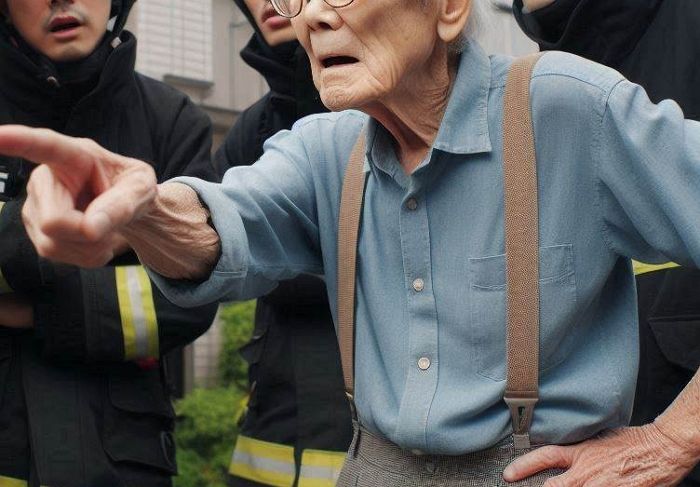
[0,125,95,170]
[503,445,574,482]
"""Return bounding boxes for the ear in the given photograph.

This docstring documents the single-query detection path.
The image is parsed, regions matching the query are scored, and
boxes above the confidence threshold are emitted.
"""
[436,0,472,44]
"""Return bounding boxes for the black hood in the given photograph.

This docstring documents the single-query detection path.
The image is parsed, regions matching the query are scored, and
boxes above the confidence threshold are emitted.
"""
[232,0,321,104]
[110,0,137,37]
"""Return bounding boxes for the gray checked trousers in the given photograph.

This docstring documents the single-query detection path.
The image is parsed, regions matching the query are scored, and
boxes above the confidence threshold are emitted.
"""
[336,424,564,487]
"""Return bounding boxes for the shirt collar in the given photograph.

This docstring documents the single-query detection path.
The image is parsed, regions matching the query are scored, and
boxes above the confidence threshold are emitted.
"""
[364,40,493,171]
[432,40,493,155]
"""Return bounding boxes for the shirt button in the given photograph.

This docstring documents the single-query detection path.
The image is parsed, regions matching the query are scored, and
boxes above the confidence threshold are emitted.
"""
[412,278,425,292]
[418,357,431,370]
[406,198,418,211]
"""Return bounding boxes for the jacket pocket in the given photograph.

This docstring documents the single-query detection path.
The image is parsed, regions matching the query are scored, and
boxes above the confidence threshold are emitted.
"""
[103,367,177,475]
[469,244,579,381]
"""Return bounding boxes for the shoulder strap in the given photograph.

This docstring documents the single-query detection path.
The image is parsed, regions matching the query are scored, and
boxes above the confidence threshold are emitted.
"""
[502,52,544,450]
[337,133,367,399]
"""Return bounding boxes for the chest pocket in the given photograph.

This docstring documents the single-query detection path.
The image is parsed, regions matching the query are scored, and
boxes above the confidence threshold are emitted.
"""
[469,244,578,381]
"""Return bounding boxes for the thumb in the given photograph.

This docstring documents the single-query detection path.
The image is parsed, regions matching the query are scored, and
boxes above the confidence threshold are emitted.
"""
[82,162,157,241]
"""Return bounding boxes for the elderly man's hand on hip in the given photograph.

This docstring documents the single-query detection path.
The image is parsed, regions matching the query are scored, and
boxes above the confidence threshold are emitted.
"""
[0,125,220,280]
[503,423,698,486]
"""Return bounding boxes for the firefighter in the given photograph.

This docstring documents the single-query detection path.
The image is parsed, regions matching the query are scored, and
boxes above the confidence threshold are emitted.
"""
[217,1,352,485]
[0,0,218,485]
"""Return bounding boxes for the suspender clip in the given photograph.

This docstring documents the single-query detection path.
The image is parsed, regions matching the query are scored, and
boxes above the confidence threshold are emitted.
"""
[505,395,538,450]
[345,391,358,422]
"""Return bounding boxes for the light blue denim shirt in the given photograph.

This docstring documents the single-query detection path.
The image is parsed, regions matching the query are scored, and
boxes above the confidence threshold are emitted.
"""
[152,41,700,455]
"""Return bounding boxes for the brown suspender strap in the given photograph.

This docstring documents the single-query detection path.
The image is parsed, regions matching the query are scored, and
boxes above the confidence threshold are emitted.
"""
[336,53,544,447]
[337,133,368,400]
[503,52,544,449]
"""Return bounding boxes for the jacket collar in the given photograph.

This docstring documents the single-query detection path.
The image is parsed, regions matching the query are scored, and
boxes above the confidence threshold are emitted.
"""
[0,30,137,116]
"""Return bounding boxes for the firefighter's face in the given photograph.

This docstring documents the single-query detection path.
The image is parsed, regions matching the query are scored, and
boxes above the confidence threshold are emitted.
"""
[243,0,297,47]
[4,0,111,62]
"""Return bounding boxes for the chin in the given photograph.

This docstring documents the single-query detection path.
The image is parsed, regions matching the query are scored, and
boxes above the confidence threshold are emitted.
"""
[320,87,356,112]
[46,44,92,63]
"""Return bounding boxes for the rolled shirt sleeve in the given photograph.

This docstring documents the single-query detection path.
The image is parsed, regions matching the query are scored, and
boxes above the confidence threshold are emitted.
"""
[148,126,325,308]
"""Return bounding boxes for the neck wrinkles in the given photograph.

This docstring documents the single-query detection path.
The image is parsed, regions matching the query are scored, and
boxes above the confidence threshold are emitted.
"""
[364,45,456,174]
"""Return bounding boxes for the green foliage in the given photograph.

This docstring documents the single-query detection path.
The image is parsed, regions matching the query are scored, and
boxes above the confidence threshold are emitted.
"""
[174,301,256,487]
[218,300,256,389]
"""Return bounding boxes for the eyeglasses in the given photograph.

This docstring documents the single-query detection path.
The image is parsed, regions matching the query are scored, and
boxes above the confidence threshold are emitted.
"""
[270,0,355,19]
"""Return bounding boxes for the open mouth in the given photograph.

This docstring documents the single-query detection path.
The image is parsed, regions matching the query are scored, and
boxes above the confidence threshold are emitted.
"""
[49,17,82,33]
[321,56,359,68]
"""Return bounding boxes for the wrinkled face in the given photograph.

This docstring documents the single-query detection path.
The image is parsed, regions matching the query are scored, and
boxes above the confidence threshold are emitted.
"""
[243,0,297,47]
[4,0,111,62]
[291,0,441,111]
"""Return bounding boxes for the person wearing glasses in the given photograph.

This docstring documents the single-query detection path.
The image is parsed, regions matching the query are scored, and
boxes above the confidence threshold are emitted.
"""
[4,0,700,485]
[219,1,351,486]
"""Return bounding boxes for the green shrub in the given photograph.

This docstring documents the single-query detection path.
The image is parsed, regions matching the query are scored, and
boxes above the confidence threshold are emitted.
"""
[174,386,243,487]
[218,300,256,389]
[174,300,256,487]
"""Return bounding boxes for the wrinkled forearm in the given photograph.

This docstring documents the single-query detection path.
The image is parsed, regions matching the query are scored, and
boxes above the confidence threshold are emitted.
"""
[121,182,221,280]
[654,368,700,464]
[522,0,556,12]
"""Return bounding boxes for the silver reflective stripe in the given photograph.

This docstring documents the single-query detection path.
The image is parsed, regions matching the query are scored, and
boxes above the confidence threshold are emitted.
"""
[299,464,341,481]
[232,451,296,477]
[125,266,150,358]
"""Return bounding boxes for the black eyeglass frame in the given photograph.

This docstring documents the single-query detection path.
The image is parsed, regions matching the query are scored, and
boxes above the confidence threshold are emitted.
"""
[270,0,355,18]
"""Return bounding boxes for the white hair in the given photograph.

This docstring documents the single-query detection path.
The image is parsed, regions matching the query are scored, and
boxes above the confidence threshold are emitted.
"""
[465,0,485,38]
[448,0,486,54]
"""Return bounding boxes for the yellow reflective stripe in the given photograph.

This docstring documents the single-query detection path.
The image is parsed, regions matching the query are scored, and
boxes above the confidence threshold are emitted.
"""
[229,435,295,487]
[115,266,159,360]
[298,449,346,487]
[0,475,28,487]
[0,268,11,294]
[633,261,680,276]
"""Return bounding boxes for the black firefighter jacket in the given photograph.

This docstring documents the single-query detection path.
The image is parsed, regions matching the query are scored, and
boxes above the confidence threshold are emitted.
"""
[214,22,353,487]
[514,1,700,485]
[0,31,218,487]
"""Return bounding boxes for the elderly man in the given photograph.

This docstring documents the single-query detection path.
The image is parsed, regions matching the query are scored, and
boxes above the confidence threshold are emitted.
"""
[0,0,217,485]
[1,0,700,485]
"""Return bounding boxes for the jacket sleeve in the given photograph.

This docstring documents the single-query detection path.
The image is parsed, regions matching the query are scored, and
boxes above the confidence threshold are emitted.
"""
[26,91,220,363]
[148,84,218,183]
[0,198,43,294]
[513,0,662,69]
[35,263,218,363]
